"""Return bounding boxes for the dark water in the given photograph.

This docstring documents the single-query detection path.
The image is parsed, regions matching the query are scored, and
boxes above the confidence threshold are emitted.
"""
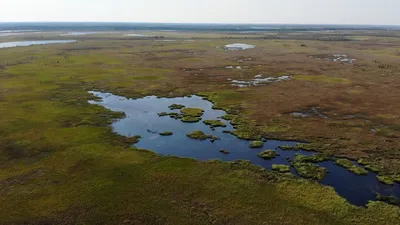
[0,40,76,49]
[89,91,400,206]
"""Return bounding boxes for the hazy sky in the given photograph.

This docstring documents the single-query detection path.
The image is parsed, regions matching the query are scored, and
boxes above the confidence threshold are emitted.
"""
[1,0,399,25]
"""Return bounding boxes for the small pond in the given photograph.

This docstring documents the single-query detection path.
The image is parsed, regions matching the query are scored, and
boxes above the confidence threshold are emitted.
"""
[0,40,76,49]
[225,43,255,51]
[89,91,400,206]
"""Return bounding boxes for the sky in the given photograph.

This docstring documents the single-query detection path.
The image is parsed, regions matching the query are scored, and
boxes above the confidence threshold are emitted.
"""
[1,0,399,25]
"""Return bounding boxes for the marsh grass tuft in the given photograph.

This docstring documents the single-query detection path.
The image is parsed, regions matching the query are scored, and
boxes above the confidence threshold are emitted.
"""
[293,162,328,180]
[168,104,185,110]
[159,132,173,136]
[272,164,291,173]
[257,150,278,160]
[203,120,227,128]
[186,130,219,141]
[181,107,204,117]
[249,141,264,148]
[335,159,368,175]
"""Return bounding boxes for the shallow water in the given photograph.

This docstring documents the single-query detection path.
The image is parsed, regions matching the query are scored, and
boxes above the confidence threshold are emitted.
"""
[225,43,255,51]
[89,91,400,206]
[125,34,154,37]
[229,75,291,87]
[60,32,103,36]
[0,40,76,49]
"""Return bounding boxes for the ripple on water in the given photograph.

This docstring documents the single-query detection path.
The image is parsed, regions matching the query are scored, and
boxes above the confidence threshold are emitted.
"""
[88,91,400,206]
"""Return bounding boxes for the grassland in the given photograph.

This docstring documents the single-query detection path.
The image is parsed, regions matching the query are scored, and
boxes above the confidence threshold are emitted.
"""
[1,30,400,224]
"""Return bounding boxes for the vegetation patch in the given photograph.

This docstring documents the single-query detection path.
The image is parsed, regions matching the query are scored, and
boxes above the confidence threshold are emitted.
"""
[293,162,328,180]
[294,153,330,163]
[279,143,317,151]
[249,141,264,148]
[181,116,201,123]
[159,132,173,136]
[257,150,278,160]
[376,193,400,206]
[186,130,219,141]
[376,175,400,185]
[203,120,227,128]
[180,107,204,117]
[294,75,351,84]
[272,164,291,173]
[168,104,185,110]
[335,159,368,175]
[158,112,183,119]
[225,125,262,140]
[219,149,230,154]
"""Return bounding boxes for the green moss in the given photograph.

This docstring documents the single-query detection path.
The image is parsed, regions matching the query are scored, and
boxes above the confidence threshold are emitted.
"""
[203,120,227,128]
[180,107,204,117]
[219,149,230,154]
[249,141,264,148]
[168,104,185,110]
[335,159,368,175]
[257,150,278,160]
[272,164,291,173]
[159,132,173,136]
[181,116,201,123]
[293,162,328,180]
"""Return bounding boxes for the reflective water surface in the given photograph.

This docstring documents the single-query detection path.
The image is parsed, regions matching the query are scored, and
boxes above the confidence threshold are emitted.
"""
[89,91,400,206]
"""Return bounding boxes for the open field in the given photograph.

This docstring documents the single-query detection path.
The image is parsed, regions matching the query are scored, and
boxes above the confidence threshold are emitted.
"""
[1,29,400,224]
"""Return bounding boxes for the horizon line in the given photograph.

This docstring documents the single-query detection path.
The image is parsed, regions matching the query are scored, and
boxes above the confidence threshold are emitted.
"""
[0,21,399,27]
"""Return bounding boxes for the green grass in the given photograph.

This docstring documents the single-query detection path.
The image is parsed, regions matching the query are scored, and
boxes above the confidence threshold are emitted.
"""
[181,108,204,117]
[159,132,173,136]
[335,159,368,175]
[257,150,279,160]
[249,141,264,148]
[293,163,328,180]
[272,164,291,173]
[203,120,227,128]
[1,36,400,224]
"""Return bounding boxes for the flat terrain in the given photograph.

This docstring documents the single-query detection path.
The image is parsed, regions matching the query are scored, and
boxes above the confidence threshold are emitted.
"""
[1,30,400,224]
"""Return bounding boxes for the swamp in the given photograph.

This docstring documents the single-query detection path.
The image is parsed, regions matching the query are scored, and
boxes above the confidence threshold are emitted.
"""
[1,23,400,224]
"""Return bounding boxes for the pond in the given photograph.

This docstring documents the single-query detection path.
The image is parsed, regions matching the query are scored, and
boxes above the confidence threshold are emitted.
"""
[225,43,255,51]
[0,40,76,49]
[89,91,400,206]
